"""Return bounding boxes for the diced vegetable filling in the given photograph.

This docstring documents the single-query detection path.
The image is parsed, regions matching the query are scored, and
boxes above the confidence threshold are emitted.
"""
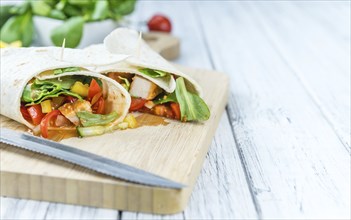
[20,74,128,139]
[107,68,210,122]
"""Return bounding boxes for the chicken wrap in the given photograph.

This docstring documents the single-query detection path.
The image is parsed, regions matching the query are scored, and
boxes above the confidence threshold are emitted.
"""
[0,47,131,139]
[87,28,210,122]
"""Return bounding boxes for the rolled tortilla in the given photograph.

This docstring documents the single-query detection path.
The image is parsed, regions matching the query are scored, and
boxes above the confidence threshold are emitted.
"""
[0,47,130,132]
[103,28,202,95]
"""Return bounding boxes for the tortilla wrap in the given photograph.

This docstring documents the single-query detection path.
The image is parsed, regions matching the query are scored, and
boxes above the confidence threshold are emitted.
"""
[0,47,131,130]
[103,28,202,96]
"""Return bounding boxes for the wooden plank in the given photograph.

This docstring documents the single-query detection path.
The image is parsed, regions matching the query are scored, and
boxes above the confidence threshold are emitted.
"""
[248,1,350,151]
[45,203,118,220]
[0,198,49,219]
[196,1,350,218]
[0,66,229,215]
[122,1,257,219]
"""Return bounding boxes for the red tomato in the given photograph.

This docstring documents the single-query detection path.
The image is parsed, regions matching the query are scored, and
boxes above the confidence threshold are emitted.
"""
[27,104,45,125]
[40,110,61,138]
[153,104,174,118]
[129,98,147,111]
[170,102,181,120]
[147,14,172,32]
[91,92,102,105]
[92,97,105,114]
[88,79,102,100]
[20,105,32,122]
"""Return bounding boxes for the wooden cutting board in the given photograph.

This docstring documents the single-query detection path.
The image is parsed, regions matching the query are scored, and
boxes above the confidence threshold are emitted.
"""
[0,65,229,214]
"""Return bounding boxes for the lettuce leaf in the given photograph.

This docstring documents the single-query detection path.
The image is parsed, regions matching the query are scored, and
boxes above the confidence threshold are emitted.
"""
[53,67,81,75]
[76,111,119,127]
[139,68,169,78]
[175,77,210,121]
[21,76,82,105]
[153,92,177,105]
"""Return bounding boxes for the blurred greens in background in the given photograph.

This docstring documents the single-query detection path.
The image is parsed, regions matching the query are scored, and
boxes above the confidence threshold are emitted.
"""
[0,0,136,48]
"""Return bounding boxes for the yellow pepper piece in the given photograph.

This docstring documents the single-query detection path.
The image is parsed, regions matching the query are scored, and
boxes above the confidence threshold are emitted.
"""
[123,114,137,128]
[41,100,52,113]
[70,82,89,97]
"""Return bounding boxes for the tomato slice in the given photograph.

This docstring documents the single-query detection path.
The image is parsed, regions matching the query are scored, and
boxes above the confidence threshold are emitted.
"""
[20,105,32,123]
[91,92,102,105]
[170,102,181,120]
[129,98,147,111]
[27,104,45,126]
[40,110,61,138]
[92,97,105,114]
[88,79,102,100]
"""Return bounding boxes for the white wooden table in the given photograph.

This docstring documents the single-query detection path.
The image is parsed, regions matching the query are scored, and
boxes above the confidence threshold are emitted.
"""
[1,1,350,219]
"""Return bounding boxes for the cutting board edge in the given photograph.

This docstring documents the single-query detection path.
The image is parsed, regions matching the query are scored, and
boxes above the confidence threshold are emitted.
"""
[0,170,193,214]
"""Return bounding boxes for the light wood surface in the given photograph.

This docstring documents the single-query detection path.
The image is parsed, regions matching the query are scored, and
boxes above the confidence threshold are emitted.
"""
[0,66,229,214]
[1,1,350,219]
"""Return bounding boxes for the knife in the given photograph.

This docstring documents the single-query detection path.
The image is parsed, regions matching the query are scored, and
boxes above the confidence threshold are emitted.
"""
[0,128,184,189]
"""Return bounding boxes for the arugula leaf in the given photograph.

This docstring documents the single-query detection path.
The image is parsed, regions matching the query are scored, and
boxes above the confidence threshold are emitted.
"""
[0,11,33,46]
[153,92,177,105]
[139,68,170,78]
[53,67,81,75]
[50,16,84,48]
[76,111,119,127]
[175,77,210,121]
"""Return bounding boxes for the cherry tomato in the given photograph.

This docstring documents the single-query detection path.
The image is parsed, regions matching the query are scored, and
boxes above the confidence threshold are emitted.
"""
[170,102,181,120]
[20,105,32,123]
[27,104,45,126]
[92,97,105,114]
[147,14,172,32]
[129,98,147,111]
[88,79,102,100]
[40,110,61,138]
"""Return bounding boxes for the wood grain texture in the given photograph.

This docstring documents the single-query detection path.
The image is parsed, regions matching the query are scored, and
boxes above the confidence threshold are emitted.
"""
[249,1,351,151]
[196,1,350,219]
[0,66,229,215]
[1,1,350,219]
[122,1,257,219]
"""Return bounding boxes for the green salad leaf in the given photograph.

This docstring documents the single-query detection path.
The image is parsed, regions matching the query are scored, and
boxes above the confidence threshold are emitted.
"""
[76,111,119,127]
[21,76,82,105]
[139,68,170,78]
[0,0,136,47]
[175,77,210,121]
[53,67,81,75]
[153,92,177,105]
[0,10,33,46]
[0,5,14,28]
[91,0,109,21]
[50,16,84,48]
[118,76,130,91]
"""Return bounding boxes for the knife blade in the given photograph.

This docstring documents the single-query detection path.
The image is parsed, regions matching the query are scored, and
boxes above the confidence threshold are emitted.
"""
[0,128,184,189]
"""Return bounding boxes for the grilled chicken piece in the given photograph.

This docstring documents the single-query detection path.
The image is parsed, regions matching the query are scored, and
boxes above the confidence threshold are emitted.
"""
[129,76,162,100]
[59,100,92,125]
